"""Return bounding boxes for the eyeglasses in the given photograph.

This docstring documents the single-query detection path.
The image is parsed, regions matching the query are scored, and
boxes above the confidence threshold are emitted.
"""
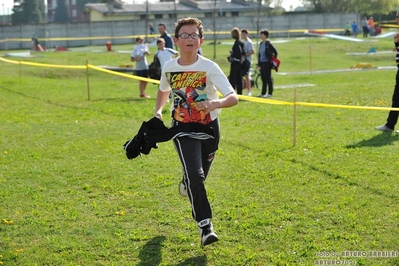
[178,33,201,39]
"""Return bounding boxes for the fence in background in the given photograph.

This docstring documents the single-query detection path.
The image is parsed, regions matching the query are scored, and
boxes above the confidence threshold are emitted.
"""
[0,12,360,50]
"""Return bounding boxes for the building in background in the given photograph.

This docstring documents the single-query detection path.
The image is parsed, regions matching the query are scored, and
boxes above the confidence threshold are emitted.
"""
[84,0,270,22]
[47,0,90,23]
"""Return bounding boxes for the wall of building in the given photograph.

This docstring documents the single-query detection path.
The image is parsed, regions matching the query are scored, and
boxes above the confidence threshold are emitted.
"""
[0,12,360,50]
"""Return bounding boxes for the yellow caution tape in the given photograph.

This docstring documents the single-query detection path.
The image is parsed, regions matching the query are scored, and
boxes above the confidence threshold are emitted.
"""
[87,64,160,84]
[2,56,399,111]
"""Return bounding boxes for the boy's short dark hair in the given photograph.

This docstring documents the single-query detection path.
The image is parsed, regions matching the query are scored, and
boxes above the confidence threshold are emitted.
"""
[156,38,165,45]
[136,37,143,42]
[174,17,204,39]
[241,29,249,34]
[260,29,269,38]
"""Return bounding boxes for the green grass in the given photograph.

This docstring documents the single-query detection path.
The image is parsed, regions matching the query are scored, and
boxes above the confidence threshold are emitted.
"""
[1,36,399,265]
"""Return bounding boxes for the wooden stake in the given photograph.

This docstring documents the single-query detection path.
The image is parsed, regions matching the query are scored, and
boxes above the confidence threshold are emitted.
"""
[86,59,90,101]
[293,87,297,147]
[309,44,312,75]
[19,60,22,84]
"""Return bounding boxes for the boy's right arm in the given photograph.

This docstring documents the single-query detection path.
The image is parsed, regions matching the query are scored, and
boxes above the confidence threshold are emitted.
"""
[154,90,171,120]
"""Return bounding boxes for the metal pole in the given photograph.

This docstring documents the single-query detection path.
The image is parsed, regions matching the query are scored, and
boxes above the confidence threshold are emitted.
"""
[145,0,148,42]
[213,0,216,59]
[174,0,177,23]
[2,4,5,25]
[256,0,260,53]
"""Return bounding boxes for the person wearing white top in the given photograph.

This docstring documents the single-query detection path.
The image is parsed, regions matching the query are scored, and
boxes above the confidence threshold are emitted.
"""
[241,28,255,96]
[155,38,179,69]
[130,37,151,98]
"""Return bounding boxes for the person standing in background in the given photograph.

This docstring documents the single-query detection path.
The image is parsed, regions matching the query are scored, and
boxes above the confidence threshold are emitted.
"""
[344,22,351,36]
[241,28,254,96]
[155,38,179,102]
[158,23,174,49]
[368,17,375,36]
[228,27,245,95]
[149,23,155,34]
[155,38,179,69]
[257,29,277,98]
[131,37,151,98]
[351,21,358,37]
[361,17,369,38]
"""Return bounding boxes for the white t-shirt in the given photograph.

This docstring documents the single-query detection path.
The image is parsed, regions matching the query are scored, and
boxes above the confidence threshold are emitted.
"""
[156,48,178,69]
[160,55,234,124]
[131,43,147,57]
[131,44,149,70]
[243,38,254,63]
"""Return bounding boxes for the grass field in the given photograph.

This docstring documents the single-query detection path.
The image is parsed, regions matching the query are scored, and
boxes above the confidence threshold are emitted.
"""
[1,35,399,265]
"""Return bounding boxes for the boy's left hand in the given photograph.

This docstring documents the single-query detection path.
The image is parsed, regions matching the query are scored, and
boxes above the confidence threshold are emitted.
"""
[194,101,212,115]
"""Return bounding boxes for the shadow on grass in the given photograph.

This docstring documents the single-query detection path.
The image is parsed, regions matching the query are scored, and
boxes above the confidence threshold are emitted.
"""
[137,236,207,266]
[346,132,399,148]
[291,159,399,201]
[176,255,207,266]
[137,236,165,266]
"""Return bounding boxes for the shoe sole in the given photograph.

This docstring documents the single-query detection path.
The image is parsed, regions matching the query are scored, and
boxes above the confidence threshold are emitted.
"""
[375,129,393,132]
[375,125,393,132]
[201,235,218,247]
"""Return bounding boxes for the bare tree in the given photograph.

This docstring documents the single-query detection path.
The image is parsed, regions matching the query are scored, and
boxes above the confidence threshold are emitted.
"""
[306,0,397,14]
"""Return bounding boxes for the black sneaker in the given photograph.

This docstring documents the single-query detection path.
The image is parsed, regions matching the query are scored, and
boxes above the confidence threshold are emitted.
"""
[198,219,218,247]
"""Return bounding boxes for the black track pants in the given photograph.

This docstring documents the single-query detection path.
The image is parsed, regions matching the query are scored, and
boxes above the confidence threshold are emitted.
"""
[386,69,399,129]
[173,119,220,222]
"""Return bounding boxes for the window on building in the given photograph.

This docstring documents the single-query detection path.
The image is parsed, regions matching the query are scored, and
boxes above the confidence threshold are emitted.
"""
[219,11,226,17]
[72,9,77,17]
[155,14,163,19]
[140,14,148,20]
[231,11,239,17]
[205,12,212,18]
[48,0,55,9]
[72,0,76,5]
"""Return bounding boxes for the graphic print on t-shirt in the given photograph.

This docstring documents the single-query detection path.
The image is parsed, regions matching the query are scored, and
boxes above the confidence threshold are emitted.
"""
[166,71,211,124]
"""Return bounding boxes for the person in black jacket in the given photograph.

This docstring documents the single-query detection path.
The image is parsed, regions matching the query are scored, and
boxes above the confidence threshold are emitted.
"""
[158,23,174,49]
[228,27,245,95]
[257,29,278,98]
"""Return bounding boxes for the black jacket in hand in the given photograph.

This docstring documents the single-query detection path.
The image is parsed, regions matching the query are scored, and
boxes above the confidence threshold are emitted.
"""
[123,117,167,159]
[123,117,215,160]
